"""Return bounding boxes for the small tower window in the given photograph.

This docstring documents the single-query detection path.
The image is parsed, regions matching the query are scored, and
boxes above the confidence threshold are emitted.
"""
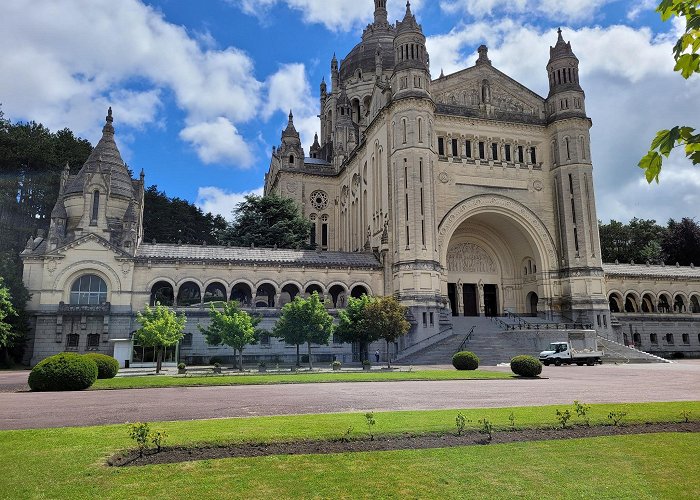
[491,143,498,160]
[505,144,512,162]
[465,140,472,158]
[530,147,537,164]
[478,142,485,159]
[418,118,423,142]
[438,137,445,156]
[518,145,524,163]
[91,191,100,224]
[289,155,295,164]
[451,139,458,157]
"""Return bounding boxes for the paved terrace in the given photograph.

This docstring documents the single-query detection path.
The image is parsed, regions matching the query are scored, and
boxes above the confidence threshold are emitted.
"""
[0,362,698,430]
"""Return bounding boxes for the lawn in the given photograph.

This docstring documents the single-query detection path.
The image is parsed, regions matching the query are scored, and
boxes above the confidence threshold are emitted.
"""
[0,402,697,499]
[92,368,512,390]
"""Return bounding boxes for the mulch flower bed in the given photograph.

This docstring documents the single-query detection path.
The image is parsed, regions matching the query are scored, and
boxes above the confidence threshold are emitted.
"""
[109,421,699,467]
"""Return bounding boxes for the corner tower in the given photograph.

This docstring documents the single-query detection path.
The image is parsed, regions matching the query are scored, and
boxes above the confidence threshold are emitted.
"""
[387,2,441,320]
[545,31,607,328]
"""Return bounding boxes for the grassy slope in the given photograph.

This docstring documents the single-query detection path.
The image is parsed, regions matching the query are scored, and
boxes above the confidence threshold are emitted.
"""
[91,369,512,390]
[0,402,698,499]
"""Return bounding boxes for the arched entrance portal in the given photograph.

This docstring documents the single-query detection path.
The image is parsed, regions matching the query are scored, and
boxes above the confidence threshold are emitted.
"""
[440,196,555,317]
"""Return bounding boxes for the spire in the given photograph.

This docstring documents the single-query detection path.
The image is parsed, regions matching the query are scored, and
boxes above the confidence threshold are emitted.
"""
[549,28,577,61]
[282,110,300,140]
[374,0,388,25]
[103,106,114,135]
[557,27,564,42]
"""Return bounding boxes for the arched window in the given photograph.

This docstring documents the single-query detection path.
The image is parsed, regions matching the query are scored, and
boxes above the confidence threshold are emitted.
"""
[150,281,174,306]
[70,275,108,305]
[417,118,423,143]
[91,191,100,224]
[203,282,227,304]
[402,119,407,144]
[289,155,295,164]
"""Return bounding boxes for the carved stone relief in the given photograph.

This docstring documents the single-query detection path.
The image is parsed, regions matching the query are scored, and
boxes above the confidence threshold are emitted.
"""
[447,243,497,274]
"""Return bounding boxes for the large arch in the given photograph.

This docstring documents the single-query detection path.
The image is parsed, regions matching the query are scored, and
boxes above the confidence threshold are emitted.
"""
[150,281,174,306]
[438,195,558,273]
[177,281,201,307]
[608,292,623,313]
[624,292,639,313]
[691,294,700,314]
[438,195,558,316]
[203,282,227,304]
[641,292,656,313]
[230,282,253,306]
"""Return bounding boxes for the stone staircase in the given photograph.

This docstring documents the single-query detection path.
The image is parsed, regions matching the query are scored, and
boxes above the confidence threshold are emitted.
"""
[397,317,545,366]
[597,336,672,364]
[396,315,672,366]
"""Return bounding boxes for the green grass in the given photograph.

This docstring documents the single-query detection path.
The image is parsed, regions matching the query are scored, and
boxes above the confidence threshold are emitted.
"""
[92,368,512,390]
[0,402,697,499]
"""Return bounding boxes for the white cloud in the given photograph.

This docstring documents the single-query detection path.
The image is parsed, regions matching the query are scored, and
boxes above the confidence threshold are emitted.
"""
[439,0,614,23]
[427,21,700,222]
[180,118,254,167]
[263,63,319,151]
[627,0,656,21]
[0,0,262,166]
[230,0,423,31]
[196,186,265,218]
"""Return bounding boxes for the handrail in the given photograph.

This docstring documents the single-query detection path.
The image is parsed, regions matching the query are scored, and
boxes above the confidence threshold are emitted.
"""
[455,326,476,353]
[394,326,454,360]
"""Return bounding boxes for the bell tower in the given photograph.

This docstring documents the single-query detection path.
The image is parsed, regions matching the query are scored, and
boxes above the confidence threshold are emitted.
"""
[546,30,608,328]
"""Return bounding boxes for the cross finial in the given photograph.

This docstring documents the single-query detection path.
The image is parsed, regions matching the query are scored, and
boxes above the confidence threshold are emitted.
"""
[106,107,113,123]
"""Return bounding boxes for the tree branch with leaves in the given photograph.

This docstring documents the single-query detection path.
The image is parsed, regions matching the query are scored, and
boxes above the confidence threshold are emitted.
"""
[639,0,700,182]
[199,301,259,371]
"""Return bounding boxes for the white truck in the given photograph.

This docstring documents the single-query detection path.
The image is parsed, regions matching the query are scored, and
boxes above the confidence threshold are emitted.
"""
[539,341,603,366]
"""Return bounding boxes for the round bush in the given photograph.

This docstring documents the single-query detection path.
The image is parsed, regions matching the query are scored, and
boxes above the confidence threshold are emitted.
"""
[452,351,480,370]
[28,353,98,392]
[83,353,120,379]
[510,355,543,377]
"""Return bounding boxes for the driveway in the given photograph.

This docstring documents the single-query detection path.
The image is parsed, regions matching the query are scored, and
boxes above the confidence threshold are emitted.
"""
[0,362,698,430]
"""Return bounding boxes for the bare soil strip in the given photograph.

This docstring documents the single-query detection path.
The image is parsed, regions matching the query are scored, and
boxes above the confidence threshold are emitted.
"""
[109,422,699,467]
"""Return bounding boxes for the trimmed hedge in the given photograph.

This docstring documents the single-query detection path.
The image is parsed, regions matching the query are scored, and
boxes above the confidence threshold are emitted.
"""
[84,353,120,379]
[510,355,543,377]
[452,351,480,370]
[28,353,98,392]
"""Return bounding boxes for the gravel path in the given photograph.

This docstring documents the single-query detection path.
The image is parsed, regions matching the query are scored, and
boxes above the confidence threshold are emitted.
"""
[1,362,698,430]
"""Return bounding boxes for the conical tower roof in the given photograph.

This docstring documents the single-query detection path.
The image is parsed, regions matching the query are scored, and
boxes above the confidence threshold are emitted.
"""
[64,108,134,199]
[549,28,578,61]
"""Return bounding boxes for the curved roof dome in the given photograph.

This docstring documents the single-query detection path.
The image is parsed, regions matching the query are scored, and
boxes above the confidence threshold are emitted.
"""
[339,27,396,83]
[64,108,134,200]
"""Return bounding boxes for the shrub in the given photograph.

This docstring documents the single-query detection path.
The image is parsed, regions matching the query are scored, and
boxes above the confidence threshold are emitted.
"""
[510,355,543,377]
[83,353,120,379]
[177,362,186,370]
[28,353,98,391]
[452,351,479,370]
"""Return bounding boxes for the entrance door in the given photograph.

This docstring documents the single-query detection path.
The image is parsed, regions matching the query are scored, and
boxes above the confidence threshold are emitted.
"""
[484,284,498,317]
[447,283,458,317]
[463,284,478,317]
[528,292,539,316]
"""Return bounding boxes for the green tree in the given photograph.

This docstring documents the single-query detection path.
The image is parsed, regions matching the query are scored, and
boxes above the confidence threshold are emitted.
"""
[335,295,380,363]
[273,293,333,369]
[223,194,312,249]
[199,301,259,371]
[142,185,228,245]
[363,296,411,368]
[639,0,700,182]
[134,303,187,374]
[0,254,30,363]
[662,218,700,265]
[599,219,666,264]
[0,277,18,366]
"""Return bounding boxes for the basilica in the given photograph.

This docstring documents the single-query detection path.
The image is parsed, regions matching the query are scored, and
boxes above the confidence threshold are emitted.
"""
[20,1,700,366]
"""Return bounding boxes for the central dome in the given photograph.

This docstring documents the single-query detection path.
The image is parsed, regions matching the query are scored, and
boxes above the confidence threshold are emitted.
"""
[339,25,395,83]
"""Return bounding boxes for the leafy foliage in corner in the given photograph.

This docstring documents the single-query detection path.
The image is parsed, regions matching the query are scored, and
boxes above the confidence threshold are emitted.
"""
[510,355,543,377]
[135,304,186,374]
[199,301,260,371]
[0,254,30,364]
[273,292,333,369]
[452,351,480,371]
[639,0,699,182]
[222,194,312,249]
[28,353,98,391]
[83,353,120,379]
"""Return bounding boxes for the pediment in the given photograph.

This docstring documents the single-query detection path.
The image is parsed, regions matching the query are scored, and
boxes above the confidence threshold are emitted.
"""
[432,64,545,118]
[45,233,132,259]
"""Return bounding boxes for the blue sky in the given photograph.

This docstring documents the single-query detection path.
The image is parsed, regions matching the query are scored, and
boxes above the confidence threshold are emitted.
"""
[0,0,698,222]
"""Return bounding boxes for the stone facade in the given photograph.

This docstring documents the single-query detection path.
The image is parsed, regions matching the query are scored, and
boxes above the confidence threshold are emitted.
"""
[20,1,700,365]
